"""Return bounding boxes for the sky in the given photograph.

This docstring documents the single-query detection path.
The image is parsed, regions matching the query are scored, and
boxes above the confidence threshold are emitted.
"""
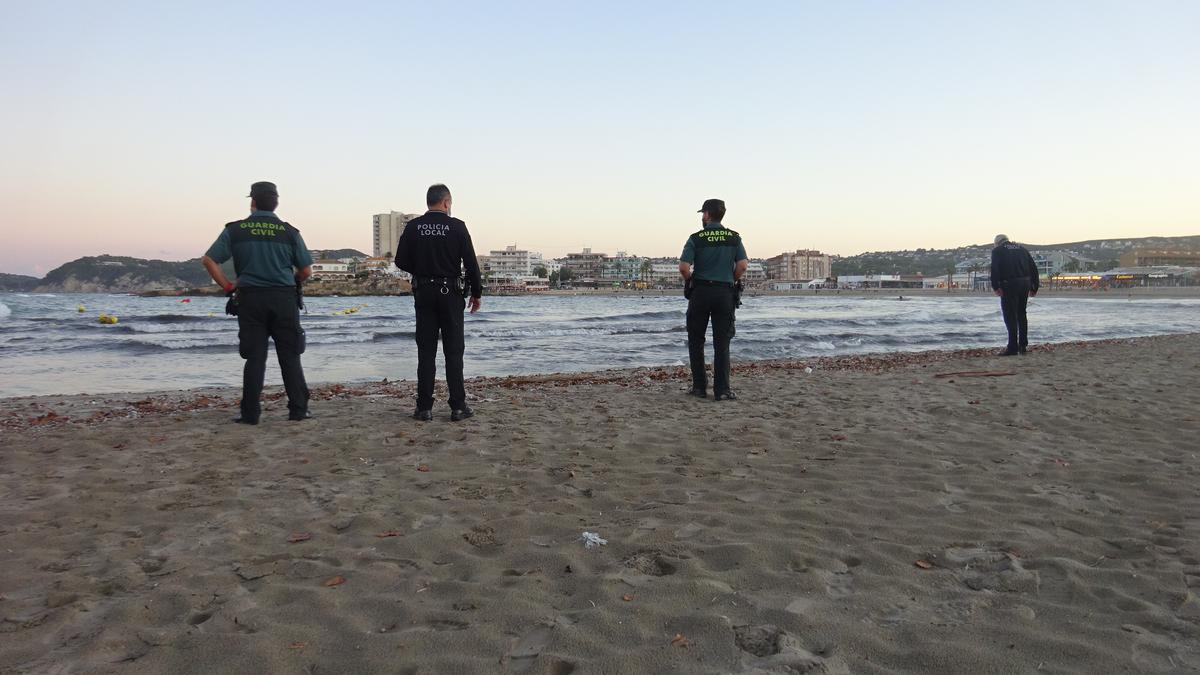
[0,1,1197,276]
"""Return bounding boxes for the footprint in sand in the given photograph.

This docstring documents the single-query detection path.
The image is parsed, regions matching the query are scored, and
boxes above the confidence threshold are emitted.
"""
[820,563,855,599]
[622,551,678,577]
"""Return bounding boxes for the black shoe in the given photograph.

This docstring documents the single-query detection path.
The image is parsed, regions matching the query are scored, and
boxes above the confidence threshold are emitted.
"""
[233,416,259,425]
[714,390,738,401]
[687,388,707,398]
[451,407,475,422]
[288,410,312,421]
[413,408,433,422]
[998,349,1019,357]
[1018,346,1028,354]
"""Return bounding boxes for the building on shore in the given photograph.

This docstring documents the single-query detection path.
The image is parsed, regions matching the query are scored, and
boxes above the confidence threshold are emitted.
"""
[1119,250,1200,268]
[766,250,832,282]
[372,211,417,258]
[601,251,644,286]
[311,259,353,280]
[477,245,550,293]
[743,260,767,287]
[836,274,925,289]
[484,245,544,279]
[1102,266,1200,287]
[358,256,409,280]
[562,248,608,287]
[1032,250,1099,277]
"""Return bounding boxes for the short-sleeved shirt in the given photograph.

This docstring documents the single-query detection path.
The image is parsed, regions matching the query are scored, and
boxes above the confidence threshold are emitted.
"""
[206,210,313,288]
[680,222,748,284]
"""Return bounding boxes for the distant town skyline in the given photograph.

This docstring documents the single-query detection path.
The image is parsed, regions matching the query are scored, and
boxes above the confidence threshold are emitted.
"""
[2,2,1198,277]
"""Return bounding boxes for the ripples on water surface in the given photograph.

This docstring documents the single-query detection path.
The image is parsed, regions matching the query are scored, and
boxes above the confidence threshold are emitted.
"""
[1,292,1197,396]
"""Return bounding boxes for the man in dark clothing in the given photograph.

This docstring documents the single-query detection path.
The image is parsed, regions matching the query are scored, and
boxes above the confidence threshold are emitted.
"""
[201,181,313,424]
[394,184,483,422]
[990,234,1040,356]
[679,198,749,400]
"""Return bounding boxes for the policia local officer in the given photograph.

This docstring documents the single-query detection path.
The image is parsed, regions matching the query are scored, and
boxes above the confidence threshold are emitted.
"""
[394,184,483,422]
[679,198,748,401]
[201,181,314,424]
[990,233,1039,356]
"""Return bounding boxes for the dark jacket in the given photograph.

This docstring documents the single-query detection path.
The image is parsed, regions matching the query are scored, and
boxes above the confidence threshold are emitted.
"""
[991,242,1039,292]
[394,211,483,299]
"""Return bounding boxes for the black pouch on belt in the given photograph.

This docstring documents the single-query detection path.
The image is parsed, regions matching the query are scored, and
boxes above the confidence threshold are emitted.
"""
[224,291,239,316]
[455,276,467,297]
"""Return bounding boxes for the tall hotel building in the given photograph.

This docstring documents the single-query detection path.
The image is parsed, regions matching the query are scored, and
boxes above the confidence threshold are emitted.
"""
[372,212,418,258]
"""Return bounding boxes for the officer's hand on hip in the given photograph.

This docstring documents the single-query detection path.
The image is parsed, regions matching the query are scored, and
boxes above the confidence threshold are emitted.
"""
[469,297,481,314]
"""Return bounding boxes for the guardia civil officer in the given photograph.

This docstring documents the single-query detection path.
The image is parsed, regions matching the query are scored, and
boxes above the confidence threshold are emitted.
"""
[679,199,748,400]
[394,184,483,422]
[990,233,1039,356]
[201,182,313,424]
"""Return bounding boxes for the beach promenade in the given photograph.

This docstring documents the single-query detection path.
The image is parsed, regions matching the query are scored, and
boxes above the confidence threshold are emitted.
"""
[1,335,1198,673]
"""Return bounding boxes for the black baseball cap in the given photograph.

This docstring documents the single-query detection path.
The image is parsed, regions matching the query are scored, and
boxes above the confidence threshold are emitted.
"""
[247,181,278,198]
[698,198,725,213]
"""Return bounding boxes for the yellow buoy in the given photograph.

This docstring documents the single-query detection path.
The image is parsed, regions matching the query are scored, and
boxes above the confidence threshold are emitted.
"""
[98,314,119,325]
[77,304,86,313]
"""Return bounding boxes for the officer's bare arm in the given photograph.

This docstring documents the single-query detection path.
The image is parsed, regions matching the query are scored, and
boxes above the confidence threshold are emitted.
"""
[733,259,748,281]
[678,261,691,280]
[201,255,234,291]
[295,266,312,283]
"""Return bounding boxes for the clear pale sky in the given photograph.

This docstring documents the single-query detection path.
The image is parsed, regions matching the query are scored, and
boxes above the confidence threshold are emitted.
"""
[1,1,1197,276]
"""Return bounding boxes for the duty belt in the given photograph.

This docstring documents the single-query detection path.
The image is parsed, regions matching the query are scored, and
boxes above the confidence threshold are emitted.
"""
[415,276,457,295]
[692,278,734,287]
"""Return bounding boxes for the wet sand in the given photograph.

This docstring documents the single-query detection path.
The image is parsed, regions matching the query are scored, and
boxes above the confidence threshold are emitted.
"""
[1,335,1198,673]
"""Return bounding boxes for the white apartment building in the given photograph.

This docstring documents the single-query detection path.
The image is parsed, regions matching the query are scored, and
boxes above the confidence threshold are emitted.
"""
[311,259,353,280]
[649,261,684,286]
[486,245,543,279]
[743,260,767,284]
[372,212,418,258]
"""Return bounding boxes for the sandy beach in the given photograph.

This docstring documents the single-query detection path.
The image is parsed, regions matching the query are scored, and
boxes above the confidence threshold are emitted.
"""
[2,335,1198,673]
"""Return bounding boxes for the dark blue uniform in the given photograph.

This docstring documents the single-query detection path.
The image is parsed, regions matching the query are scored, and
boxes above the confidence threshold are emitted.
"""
[394,211,483,412]
[681,223,748,396]
[206,210,313,421]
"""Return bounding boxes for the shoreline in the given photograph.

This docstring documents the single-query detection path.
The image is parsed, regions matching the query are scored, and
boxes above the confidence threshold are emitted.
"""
[7,286,1200,300]
[2,333,1194,430]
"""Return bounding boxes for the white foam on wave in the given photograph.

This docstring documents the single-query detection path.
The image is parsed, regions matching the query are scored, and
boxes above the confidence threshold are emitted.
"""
[0,301,11,318]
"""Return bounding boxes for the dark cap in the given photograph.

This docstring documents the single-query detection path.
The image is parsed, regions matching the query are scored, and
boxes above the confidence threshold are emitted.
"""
[697,198,725,214]
[247,181,278,198]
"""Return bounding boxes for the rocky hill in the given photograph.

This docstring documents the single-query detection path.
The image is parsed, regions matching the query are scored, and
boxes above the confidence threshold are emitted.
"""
[832,234,1200,276]
[36,255,228,293]
[311,248,369,260]
[0,273,40,292]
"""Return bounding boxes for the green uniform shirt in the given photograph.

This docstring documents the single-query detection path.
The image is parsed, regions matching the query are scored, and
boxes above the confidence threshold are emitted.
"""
[680,222,748,284]
[206,210,313,287]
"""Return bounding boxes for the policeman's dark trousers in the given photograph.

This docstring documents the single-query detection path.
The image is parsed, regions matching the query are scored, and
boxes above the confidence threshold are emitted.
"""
[414,285,467,411]
[237,287,309,421]
[999,279,1031,352]
[686,284,737,395]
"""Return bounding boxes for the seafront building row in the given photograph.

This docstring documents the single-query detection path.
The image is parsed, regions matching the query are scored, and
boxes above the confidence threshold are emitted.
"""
[345,211,1200,292]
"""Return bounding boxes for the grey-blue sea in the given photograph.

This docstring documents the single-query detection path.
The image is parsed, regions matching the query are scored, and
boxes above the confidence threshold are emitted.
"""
[1,292,1197,397]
